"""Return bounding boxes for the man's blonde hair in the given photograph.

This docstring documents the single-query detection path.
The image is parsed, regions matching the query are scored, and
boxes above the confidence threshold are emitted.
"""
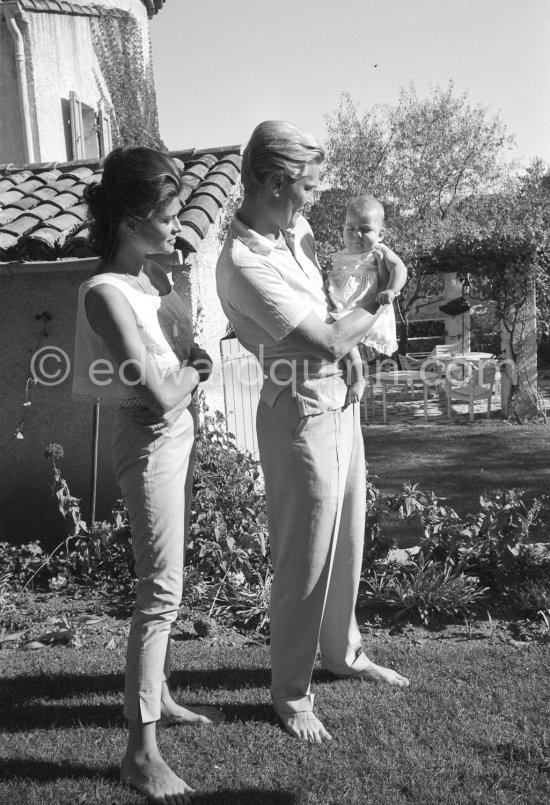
[241,120,325,194]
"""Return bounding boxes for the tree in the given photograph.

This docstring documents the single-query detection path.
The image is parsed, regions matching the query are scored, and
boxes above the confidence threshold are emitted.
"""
[324,82,514,220]
[310,82,518,353]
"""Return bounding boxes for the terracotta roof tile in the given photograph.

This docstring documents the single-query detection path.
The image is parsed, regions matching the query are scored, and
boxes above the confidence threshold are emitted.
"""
[142,0,167,19]
[181,193,222,225]
[7,1,125,18]
[2,215,39,238]
[0,232,17,253]
[0,208,21,227]
[54,177,79,191]
[201,173,237,199]
[176,212,208,254]
[15,178,46,193]
[0,147,241,261]
[0,190,24,207]
[9,195,41,212]
[29,202,62,221]
[33,186,61,201]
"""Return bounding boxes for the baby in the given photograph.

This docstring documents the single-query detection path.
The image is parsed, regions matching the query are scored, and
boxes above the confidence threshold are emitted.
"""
[327,194,408,405]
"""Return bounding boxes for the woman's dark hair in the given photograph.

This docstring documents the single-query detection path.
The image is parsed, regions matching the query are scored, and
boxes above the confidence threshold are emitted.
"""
[84,147,183,257]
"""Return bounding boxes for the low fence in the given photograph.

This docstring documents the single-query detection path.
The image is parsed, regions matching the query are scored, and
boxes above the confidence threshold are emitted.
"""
[220,336,262,458]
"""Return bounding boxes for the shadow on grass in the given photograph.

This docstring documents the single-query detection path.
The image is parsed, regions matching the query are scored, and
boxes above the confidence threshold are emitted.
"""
[194,792,298,804]
[0,666,271,701]
[0,762,299,801]
[0,759,299,804]
[0,668,278,732]
[0,759,119,783]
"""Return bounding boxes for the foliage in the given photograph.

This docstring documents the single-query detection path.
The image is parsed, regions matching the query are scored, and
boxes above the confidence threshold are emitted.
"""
[185,408,271,631]
[2,414,272,632]
[510,578,550,616]
[362,483,550,624]
[324,81,513,220]
[3,421,550,632]
[363,556,488,625]
[91,12,165,149]
[311,82,550,372]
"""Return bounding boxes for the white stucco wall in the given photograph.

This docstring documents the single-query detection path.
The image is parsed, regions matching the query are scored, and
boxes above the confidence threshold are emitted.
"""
[0,0,151,164]
[27,14,103,161]
[173,220,231,417]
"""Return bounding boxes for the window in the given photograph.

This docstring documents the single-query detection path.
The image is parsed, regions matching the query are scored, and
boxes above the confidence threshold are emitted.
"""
[68,91,112,160]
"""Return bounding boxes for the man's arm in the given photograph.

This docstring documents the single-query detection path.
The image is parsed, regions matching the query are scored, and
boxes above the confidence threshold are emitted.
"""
[278,304,380,362]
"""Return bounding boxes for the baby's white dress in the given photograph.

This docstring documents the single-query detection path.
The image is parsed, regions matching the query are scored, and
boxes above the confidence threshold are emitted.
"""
[327,249,398,356]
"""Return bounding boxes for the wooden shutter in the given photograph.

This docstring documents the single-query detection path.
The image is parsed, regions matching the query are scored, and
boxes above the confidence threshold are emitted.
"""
[98,108,112,157]
[69,91,84,160]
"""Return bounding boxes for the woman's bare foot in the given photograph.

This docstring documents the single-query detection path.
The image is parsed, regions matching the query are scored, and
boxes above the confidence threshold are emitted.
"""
[120,748,195,804]
[274,708,333,743]
[160,702,225,727]
[160,682,225,726]
[350,660,409,688]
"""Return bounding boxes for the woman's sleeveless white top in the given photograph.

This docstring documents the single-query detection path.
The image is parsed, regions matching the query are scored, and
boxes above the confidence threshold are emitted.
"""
[72,273,194,405]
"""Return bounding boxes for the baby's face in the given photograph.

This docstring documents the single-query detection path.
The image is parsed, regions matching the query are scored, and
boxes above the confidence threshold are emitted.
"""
[343,209,384,254]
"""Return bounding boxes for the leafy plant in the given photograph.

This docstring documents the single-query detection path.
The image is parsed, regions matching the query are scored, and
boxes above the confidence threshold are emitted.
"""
[363,556,488,624]
[185,408,271,631]
[91,12,164,149]
[509,579,550,617]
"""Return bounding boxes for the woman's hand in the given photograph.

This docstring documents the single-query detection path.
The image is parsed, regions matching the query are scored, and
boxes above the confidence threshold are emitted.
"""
[189,345,213,382]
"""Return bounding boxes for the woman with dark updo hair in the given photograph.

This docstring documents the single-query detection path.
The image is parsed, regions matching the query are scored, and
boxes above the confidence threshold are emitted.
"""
[73,147,222,804]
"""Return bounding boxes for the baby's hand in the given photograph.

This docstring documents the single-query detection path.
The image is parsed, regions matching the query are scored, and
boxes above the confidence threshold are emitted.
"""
[345,378,366,407]
[376,289,398,306]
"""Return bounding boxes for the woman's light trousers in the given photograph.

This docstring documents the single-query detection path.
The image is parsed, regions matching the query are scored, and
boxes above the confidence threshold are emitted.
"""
[112,405,195,723]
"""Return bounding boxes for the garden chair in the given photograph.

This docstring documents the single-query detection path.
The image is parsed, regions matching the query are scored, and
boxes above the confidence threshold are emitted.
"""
[399,353,443,404]
[430,342,467,387]
[365,358,430,424]
[430,342,462,357]
[446,361,500,421]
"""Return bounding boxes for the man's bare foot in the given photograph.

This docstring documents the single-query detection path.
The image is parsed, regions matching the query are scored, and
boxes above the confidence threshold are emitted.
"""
[160,702,225,727]
[274,709,332,743]
[350,660,409,688]
[120,749,195,804]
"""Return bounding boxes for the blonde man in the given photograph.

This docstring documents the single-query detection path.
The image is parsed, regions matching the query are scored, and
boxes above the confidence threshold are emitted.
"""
[217,121,409,745]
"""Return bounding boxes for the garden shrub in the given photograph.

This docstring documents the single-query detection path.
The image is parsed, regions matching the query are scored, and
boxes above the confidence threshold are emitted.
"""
[361,483,550,624]
[1,417,549,632]
[363,556,488,624]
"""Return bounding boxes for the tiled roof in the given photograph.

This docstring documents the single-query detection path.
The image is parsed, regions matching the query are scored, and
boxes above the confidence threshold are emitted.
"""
[0,0,166,17]
[142,0,166,17]
[0,147,241,262]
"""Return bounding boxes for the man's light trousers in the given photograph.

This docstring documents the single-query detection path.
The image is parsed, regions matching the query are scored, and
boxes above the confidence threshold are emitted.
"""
[257,389,368,715]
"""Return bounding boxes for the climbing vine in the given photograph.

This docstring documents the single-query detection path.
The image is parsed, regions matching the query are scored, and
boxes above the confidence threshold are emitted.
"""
[91,11,165,149]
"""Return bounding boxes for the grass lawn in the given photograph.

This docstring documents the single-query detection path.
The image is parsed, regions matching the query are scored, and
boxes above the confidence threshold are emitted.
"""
[2,422,550,803]
[1,597,550,804]
[363,421,550,516]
